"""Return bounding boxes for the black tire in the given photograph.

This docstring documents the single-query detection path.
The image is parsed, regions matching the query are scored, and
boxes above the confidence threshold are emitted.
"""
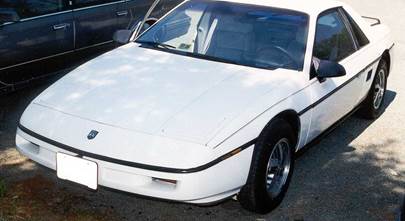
[359,59,388,119]
[238,118,296,214]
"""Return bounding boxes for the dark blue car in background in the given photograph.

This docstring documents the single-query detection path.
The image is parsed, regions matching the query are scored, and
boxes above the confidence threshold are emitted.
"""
[0,0,182,92]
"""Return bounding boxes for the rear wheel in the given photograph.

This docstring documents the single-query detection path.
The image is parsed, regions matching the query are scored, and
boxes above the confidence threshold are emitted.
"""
[239,118,295,214]
[360,59,388,119]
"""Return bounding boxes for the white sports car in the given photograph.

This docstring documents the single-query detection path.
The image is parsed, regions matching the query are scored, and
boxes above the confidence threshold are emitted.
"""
[16,0,394,213]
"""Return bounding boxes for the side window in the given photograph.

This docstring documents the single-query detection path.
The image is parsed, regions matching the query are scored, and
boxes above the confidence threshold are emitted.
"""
[313,10,356,62]
[0,0,22,21]
[74,0,117,8]
[0,0,22,10]
[17,0,66,19]
[342,9,370,48]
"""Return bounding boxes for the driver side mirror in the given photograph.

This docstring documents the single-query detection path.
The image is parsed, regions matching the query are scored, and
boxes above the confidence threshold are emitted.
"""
[0,9,20,25]
[112,20,157,45]
[312,58,346,81]
[113,29,134,45]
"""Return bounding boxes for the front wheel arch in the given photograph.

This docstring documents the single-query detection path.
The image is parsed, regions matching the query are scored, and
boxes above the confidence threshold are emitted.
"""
[265,110,300,150]
[239,117,296,213]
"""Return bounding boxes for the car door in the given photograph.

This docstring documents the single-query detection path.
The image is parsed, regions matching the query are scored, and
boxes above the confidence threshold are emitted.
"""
[72,0,122,49]
[0,0,74,81]
[305,8,366,142]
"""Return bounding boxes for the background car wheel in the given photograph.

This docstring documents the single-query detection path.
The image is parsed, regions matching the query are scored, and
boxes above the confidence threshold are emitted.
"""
[359,59,388,119]
[239,118,296,214]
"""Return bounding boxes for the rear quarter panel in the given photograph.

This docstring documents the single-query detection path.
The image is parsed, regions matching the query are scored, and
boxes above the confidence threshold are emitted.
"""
[343,4,394,59]
[343,3,394,100]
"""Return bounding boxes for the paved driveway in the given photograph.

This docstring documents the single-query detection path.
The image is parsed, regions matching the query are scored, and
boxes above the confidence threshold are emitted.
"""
[1,0,404,220]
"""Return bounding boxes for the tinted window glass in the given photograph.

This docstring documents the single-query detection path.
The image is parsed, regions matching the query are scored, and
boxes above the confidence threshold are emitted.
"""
[0,2,21,22]
[313,10,356,62]
[0,0,66,19]
[0,0,21,9]
[74,0,116,8]
[342,9,369,48]
[137,0,309,71]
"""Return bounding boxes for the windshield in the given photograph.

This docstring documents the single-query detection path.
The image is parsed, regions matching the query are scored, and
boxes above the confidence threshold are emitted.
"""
[136,0,309,71]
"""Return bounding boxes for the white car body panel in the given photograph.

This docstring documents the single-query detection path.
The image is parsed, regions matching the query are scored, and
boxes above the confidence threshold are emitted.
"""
[32,45,303,145]
[16,0,395,204]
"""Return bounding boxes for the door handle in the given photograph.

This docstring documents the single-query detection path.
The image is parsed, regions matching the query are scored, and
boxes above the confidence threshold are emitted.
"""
[53,23,70,30]
[116,11,128,16]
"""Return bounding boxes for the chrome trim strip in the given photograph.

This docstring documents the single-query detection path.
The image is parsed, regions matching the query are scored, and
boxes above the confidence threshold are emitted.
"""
[0,22,14,26]
[0,41,113,71]
[74,40,113,51]
[73,0,125,12]
[0,50,74,71]
[1,0,125,24]
[19,10,73,22]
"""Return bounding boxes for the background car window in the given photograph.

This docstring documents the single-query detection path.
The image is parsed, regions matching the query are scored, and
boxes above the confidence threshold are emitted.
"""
[342,9,370,48]
[0,1,21,22]
[74,0,117,8]
[0,0,22,10]
[8,0,67,19]
[313,10,356,62]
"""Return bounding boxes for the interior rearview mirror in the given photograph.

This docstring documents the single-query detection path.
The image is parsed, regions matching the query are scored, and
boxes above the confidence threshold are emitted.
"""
[0,9,20,25]
[313,58,346,81]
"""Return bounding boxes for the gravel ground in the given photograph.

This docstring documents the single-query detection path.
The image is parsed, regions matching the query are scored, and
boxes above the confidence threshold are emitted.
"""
[1,0,404,220]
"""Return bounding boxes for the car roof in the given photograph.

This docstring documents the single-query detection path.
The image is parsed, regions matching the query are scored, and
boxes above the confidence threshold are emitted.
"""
[187,0,343,16]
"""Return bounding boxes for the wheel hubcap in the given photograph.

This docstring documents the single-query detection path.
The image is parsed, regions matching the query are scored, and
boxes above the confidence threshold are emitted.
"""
[265,138,291,198]
[373,69,386,110]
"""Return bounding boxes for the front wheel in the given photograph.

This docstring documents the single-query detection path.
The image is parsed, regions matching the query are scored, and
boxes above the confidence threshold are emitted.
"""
[238,118,295,214]
[359,59,388,119]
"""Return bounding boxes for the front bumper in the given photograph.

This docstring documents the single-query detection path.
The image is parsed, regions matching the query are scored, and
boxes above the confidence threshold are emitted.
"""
[16,127,254,204]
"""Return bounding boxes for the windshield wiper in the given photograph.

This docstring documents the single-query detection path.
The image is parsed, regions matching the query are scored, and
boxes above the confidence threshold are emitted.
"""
[136,40,176,49]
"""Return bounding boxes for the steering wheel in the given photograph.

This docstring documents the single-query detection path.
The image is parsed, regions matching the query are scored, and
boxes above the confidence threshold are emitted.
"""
[255,45,299,70]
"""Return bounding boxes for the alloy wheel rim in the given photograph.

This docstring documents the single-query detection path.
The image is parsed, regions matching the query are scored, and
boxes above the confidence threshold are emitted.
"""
[265,138,291,198]
[373,69,386,110]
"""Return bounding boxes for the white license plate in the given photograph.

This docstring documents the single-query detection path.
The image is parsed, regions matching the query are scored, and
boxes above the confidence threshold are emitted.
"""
[56,152,98,190]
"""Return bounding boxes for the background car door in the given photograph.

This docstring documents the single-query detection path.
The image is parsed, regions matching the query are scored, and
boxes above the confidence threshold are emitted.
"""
[0,0,73,82]
[73,0,122,49]
[116,0,149,30]
[306,8,364,142]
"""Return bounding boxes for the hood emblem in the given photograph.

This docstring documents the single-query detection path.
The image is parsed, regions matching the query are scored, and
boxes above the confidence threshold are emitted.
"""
[87,130,99,140]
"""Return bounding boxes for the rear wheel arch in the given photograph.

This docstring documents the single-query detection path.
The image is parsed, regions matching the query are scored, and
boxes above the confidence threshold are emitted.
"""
[382,49,391,76]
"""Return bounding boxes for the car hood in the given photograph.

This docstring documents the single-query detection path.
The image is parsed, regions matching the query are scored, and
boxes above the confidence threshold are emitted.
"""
[34,43,298,144]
